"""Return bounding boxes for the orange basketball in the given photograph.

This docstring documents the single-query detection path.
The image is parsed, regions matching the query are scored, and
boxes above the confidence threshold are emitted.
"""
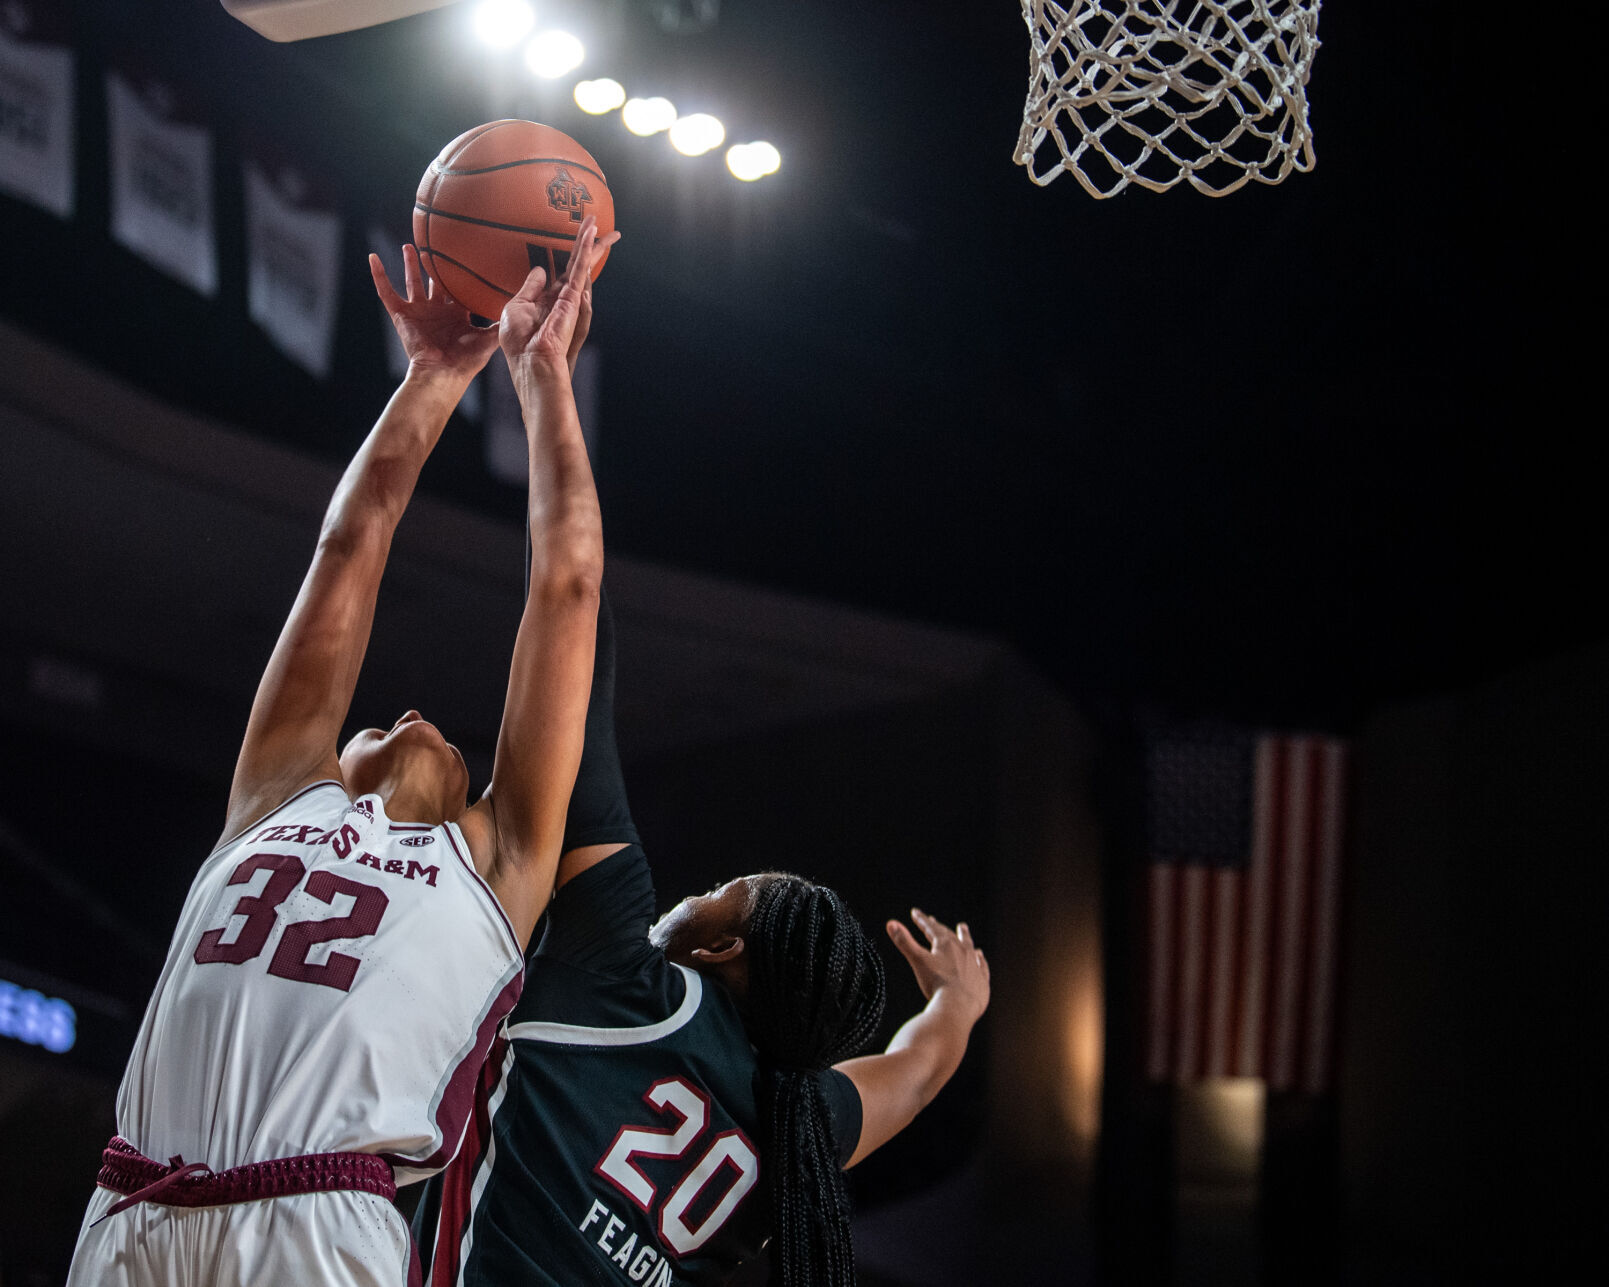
[413,120,615,321]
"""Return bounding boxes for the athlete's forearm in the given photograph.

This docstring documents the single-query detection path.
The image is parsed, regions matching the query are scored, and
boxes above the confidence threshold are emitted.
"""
[835,987,980,1166]
[513,357,603,590]
[322,368,469,543]
[476,355,602,944]
[881,987,978,1110]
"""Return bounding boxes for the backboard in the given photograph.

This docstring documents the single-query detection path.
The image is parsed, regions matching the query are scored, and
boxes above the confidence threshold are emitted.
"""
[221,0,466,42]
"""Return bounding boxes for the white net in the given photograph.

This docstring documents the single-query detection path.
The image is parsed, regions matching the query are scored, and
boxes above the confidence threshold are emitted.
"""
[1014,1,1323,197]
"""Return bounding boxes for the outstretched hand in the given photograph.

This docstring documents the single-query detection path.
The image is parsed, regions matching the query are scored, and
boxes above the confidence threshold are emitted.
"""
[499,216,620,379]
[369,244,501,382]
[887,909,991,1023]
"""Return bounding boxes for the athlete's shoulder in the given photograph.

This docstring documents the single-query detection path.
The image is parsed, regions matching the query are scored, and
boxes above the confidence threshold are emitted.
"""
[371,807,524,963]
[551,843,655,913]
[208,779,350,858]
[509,959,700,1047]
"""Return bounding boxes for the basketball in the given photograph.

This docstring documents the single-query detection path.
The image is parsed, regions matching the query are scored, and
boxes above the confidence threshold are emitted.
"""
[413,119,615,320]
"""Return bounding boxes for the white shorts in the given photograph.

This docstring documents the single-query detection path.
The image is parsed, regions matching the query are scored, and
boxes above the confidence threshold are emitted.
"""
[66,1184,417,1287]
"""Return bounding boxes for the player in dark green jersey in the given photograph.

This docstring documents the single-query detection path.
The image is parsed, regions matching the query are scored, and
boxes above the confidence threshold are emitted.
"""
[414,506,989,1287]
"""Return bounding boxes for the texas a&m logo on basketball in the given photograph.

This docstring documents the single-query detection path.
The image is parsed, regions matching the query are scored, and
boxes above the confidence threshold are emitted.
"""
[546,167,592,222]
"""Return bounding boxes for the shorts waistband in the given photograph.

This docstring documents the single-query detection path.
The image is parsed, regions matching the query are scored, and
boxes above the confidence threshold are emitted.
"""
[95,1135,396,1219]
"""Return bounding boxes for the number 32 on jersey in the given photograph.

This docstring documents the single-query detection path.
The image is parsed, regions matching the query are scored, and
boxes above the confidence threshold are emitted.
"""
[592,1076,759,1258]
[192,851,388,991]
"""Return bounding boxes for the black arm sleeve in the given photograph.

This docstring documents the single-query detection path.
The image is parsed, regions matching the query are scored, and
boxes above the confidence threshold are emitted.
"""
[564,584,640,851]
[533,844,657,974]
[523,845,679,1025]
[821,1068,864,1167]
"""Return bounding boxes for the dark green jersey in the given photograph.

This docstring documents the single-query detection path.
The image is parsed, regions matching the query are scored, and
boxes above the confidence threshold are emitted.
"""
[414,847,862,1287]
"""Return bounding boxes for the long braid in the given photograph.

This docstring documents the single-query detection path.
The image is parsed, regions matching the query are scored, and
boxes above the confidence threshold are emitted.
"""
[745,878,886,1287]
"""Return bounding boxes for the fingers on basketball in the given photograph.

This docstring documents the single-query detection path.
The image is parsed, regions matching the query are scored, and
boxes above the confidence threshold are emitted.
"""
[512,265,548,305]
[402,244,427,302]
[564,218,599,290]
[574,221,620,289]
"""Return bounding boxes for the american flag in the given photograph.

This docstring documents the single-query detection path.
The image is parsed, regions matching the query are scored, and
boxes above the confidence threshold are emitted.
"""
[1144,731,1351,1094]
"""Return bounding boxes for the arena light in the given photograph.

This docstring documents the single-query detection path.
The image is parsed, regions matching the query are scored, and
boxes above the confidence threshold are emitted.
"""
[622,96,677,137]
[668,113,725,157]
[525,30,585,79]
[749,141,781,175]
[726,141,781,181]
[471,0,534,48]
[0,977,77,1054]
[574,78,626,115]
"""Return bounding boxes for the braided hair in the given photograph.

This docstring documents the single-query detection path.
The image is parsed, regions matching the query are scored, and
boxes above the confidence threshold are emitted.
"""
[744,877,887,1287]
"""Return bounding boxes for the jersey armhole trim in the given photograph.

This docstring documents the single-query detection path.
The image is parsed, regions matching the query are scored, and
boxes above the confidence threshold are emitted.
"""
[505,964,703,1046]
[441,821,522,960]
[205,779,347,860]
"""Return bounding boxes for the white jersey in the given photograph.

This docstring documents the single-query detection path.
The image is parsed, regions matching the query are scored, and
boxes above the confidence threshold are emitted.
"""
[112,781,524,1180]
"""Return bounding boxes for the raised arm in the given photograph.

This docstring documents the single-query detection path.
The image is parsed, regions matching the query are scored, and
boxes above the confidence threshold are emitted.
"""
[458,218,619,947]
[835,909,991,1167]
[221,247,499,844]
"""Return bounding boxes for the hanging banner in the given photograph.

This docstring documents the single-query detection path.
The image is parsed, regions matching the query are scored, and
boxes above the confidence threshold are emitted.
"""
[0,2,75,218]
[245,161,341,378]
[107,70,216,296]
[368,223,483,419]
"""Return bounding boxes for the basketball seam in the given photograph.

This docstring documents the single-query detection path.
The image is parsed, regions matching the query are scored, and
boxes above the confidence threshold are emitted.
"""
[431,157,607,185]
[412,202,586,241]
[418,159,444,266]
[422,249,514,302]
[442,120,510,168]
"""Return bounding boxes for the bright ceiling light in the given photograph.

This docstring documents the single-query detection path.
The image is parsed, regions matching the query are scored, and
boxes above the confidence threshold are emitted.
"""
[749,141,781,175]
[622,97,677,136]
[726,144,764,182]
[668,113,725,157]
[525,30,585,79]
[472,0,534,48]
[574,78,627,114]
[726,141,781,181]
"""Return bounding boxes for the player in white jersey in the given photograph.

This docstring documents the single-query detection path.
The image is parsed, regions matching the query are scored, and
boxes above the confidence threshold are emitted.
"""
[67,217,619,1287]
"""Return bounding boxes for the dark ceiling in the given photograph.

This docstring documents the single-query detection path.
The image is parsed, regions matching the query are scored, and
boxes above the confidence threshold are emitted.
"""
[3,0,1595,737]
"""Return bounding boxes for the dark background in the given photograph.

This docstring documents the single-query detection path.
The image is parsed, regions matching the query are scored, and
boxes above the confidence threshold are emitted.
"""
[1,1,1600,1284]
[7,0,1592,727]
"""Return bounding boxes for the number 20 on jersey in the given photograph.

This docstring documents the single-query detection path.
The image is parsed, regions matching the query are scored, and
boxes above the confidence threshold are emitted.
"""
[592,1076,760,1258]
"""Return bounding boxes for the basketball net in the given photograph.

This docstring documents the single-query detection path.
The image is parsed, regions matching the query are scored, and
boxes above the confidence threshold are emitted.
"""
[1014,1,1322,197]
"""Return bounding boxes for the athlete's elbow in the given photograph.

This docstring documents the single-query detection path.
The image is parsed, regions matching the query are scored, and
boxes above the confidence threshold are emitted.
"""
[910,1044,968,1115]
[529,520,604,603]
[531,566,603,613]
[916,1070,952,1114]
[316,510,389,562]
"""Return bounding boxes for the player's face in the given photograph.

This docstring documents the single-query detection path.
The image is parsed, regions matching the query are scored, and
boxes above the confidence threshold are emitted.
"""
[339,710,470,820]
[649,875,766,959]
